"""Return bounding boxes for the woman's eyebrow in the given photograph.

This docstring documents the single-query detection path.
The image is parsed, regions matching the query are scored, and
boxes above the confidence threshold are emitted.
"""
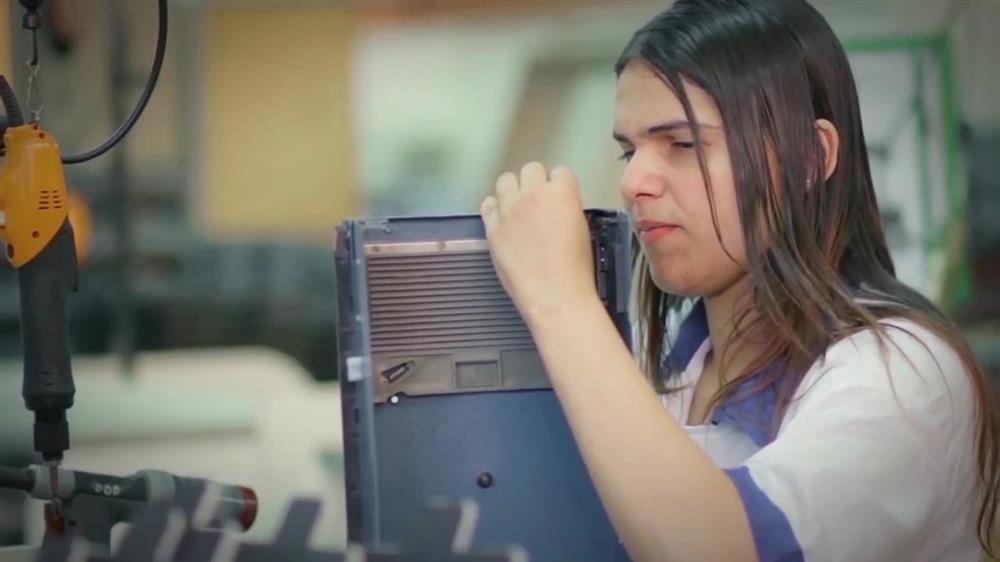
[612,120,721,143]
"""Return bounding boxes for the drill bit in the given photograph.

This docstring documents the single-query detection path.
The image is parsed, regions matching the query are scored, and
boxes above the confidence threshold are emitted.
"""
[46,460,63,518]
[40,460,68,536]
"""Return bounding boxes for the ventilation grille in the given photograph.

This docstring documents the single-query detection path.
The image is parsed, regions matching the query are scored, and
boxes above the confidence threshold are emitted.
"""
[367,250,534,354]
[37,190,63,211]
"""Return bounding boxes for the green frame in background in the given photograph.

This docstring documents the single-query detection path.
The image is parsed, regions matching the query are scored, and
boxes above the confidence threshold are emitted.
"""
[844,34,971,312]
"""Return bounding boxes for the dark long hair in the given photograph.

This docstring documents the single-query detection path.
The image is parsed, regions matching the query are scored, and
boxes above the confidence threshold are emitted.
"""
[616,0,999,553]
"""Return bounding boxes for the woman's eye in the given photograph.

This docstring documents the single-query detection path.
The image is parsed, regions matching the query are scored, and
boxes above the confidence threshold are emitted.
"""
[673,141,696,150]
[617,150,635,162]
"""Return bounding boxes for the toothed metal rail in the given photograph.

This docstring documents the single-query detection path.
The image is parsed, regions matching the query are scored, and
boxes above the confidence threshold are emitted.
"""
[24,479,527,562]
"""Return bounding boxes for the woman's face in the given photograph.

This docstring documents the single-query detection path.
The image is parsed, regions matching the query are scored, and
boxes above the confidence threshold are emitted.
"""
[614,60,748,298]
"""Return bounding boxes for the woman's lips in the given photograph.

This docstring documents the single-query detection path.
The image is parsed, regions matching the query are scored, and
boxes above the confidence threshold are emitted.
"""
[636,220,680,244]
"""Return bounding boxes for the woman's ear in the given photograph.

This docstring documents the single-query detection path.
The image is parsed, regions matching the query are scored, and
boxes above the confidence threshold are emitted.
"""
[815,118,840,181]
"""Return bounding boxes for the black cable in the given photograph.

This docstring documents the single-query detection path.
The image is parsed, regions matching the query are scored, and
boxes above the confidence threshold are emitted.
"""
[0,75,25,127]
[62,0,167,164]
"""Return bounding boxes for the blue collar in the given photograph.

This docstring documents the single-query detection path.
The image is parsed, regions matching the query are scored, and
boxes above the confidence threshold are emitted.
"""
[662,299,710,374]
[661,300,779,447]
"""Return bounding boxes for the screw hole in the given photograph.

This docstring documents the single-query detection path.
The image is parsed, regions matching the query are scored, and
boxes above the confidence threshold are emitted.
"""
[476,471,494,489]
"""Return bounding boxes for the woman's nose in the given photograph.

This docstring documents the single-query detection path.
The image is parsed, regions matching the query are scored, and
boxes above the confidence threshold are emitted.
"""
[620,153,667,203]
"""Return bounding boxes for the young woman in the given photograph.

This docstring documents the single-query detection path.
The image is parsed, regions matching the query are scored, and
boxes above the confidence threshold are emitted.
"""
[479,1,999,561]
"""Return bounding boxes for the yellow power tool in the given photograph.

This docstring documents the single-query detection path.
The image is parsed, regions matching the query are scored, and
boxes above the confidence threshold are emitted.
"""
[0,74,77,517]
[0,0,166,529]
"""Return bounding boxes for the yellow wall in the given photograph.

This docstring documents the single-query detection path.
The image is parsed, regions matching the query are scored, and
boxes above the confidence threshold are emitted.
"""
[198,4,361,243]
[0,0,11,84]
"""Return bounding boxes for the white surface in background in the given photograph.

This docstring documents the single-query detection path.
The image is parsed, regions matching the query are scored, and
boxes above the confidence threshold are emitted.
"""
[5,347,347,550]
[353,20,545,213]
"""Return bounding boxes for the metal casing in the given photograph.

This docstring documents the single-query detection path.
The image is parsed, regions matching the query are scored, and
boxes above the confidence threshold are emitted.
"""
[336,211,633,561]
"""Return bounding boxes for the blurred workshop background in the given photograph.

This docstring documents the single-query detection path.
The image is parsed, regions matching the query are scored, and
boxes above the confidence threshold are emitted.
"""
[0,0,998,554]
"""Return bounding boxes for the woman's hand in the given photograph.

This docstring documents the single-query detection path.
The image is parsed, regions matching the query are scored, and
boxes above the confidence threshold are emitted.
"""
[480,162,598,327]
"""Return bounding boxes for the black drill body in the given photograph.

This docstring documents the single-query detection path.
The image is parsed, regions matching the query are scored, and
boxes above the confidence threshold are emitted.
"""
[19,221,78,463]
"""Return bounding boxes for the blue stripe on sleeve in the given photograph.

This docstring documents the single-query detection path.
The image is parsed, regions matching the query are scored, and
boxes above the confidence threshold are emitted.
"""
[725,466,804,562]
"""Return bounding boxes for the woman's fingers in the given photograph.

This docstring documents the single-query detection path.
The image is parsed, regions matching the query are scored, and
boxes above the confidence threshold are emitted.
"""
[491,162,552,224]
[480,195,499,233]
[495,172,520,218]
[520,161,548,191]
[550,165,576,187]
[550,166,582,203]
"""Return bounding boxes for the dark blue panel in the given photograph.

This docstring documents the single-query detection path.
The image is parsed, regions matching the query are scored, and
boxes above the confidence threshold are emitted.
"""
[374,390,628,561]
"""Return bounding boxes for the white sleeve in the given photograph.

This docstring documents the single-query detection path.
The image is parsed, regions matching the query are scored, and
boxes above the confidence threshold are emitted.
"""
[723,321,979,562]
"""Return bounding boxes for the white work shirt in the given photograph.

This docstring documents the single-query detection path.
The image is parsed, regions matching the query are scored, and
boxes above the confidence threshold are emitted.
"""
[659,300,982,562]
